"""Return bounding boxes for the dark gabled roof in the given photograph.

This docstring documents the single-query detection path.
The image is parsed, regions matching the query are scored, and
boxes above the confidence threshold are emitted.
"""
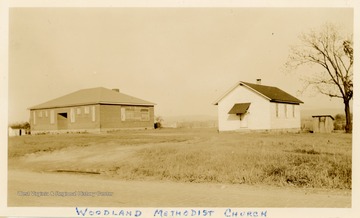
[228,103,251,114]
[213,81,303,105]
[29,87,155,110]
[241,82,303,104]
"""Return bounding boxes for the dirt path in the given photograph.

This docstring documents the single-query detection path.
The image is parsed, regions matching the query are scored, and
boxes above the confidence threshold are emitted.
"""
[8,169,351,207]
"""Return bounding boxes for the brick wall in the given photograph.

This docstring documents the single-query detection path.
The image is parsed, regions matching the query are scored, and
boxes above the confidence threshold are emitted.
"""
[30,104,155,134]
[100,104,154,129]
[30,105,100,133]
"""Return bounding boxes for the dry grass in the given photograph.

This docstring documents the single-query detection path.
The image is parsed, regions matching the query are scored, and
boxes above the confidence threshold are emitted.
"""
[8,128,352,190]
[8,130,189,158]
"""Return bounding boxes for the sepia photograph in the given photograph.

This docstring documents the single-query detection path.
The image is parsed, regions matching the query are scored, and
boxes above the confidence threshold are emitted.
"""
[1,1,359,218]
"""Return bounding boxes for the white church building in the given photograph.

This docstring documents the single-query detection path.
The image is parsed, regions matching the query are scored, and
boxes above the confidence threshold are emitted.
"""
[214,80,303,132]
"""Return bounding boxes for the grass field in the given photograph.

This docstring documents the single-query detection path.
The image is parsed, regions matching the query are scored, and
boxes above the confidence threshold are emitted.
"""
[8,128,352,190]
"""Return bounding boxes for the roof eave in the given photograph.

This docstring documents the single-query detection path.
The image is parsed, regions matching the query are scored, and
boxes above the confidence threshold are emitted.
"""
[270,100,303,105]
[213,81,274,105]
[99,101,156,106]
[213,82,241,105]
[29,102,156,110]
[312,115,335,120]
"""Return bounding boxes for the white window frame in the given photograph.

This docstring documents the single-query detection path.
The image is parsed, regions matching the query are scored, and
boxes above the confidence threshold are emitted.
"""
[121,107,126,121]
[50,110,55,124]
[33,111,36,125]
[84,106,90,114]
[292,105,295,118]
[70,108,75,123]
[91,106,96,122]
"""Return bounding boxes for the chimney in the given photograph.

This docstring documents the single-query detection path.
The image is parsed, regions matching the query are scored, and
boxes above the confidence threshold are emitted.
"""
[256,79,261,85]
[112,88,120,92]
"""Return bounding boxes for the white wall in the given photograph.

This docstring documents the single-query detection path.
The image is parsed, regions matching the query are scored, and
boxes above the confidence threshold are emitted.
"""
[217,85,271,131]
[270,103,301,130]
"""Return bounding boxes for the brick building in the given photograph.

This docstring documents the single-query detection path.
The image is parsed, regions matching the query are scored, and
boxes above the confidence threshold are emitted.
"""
[29,87,155,134]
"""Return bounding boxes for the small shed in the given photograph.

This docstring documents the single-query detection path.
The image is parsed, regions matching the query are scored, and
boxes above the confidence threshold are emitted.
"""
[8,127,30,137]
[312,115,334,133]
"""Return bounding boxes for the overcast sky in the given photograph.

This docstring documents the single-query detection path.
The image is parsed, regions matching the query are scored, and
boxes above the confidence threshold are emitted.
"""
[7,7,353,123]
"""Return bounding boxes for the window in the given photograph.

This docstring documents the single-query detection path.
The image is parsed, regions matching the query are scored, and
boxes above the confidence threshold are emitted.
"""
[50,110,55,124]
[125,108,136,120]
[292,105,295,118]
[77,107,81,115]
[121,108,126,121]
[84,106,90,114]
[91,106,96,122]
[123,107,150,121]
[45,110,48,117]
[70,108,75,123]
[33,111,36,124]
[39,111,43,118]
[141,109,150,121]
[284,104,288,118]
[275,103,279,117]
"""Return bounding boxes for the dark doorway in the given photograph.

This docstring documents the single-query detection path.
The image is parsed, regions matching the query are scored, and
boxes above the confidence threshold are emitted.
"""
[57,113,68,130]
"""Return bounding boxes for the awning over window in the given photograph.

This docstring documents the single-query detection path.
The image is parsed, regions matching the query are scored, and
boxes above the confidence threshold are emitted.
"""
[228,103,251,115]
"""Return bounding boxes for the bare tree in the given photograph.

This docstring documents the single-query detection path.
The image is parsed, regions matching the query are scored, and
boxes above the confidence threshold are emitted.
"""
[286,23,353,133]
